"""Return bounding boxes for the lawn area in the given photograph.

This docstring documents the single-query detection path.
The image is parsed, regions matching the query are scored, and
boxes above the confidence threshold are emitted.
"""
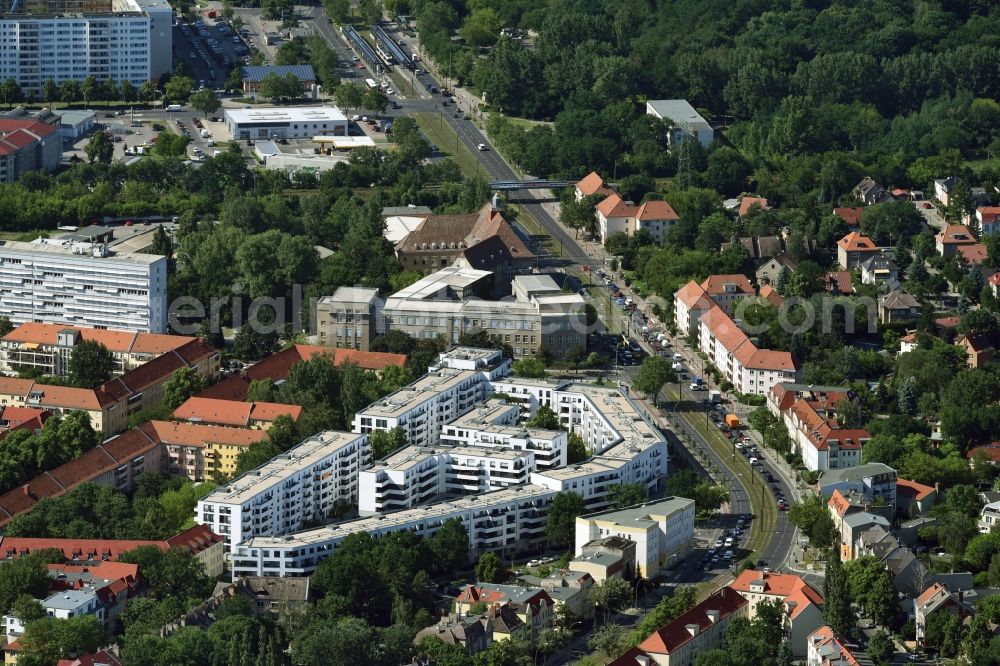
[413,111,484,179]
[505,116,553,130]
[0,229,53,241]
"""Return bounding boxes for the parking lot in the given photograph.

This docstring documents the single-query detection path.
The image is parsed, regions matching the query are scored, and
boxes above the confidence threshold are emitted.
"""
[173,16,252,91]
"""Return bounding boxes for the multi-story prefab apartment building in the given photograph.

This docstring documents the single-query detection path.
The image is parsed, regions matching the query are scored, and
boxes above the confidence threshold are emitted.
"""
[0,239,167,333]
[440,399,568,470]
[195,431,369,550]
[230,484,558,577]
[0,0,172,97]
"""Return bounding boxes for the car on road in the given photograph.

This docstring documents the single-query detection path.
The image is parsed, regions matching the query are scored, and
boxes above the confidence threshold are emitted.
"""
[478,143,487,151]
[922,202,932,209]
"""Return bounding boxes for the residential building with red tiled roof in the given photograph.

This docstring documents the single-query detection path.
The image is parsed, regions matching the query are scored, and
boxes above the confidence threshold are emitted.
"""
[738,196,770,218]
[0,525,225,578]
[833,206,863,227]
[837,232,878,269]
[673,281,714,337]
[147,420,268,480]
[0,118,61,182]
[759,284,783,307]
[0,405,50,440]
[807,626,861,666]
[914,583,972,642]
[609,587,748,666]
[730,569,825,656]
[976,206,1000,236]
[767,383,853,417]
[780,397,868,473]
[957,242,988,265]
[630,200,680,244]
[173,396,302,429]
[595,193,638,244]
[56,650,122,666]
[198,344,406,401]
[825,270,854,295]
[699,274,754,315]
[697,305,798,396]
[896,478,937,517]
[0,322,197,378]
[935,224,978,257]
[574,171,614,201]
[956,332,995,368]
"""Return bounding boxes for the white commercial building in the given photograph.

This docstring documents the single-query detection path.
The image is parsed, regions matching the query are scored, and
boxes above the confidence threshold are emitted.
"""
[0,239,167,333]
[195,431,369,551]
[358,444,535,515]
[574,497,695,578]
[224,106,349,140]
[230,484,558,577]
[0,0,172,97]
[646,99,714,147]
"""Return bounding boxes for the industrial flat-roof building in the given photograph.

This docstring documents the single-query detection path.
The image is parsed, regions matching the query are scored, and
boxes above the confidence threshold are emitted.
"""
[0,239,167,333]
[240,64,316,94]
[646,99,714,147]
[224,106,348,140]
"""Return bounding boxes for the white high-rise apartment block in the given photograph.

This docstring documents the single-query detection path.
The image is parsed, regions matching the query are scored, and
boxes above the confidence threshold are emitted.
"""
[195,431,369,551]
[358,445,534,515]
[0,240,167,332]
[230,484,558,577]
[0,0,172,97]
[440,399,568,469]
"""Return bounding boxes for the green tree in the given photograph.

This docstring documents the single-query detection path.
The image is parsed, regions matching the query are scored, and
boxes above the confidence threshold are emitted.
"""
[60,79,81,104]
[120,79,137,103]
[788,494,838,548]
[151,225,172,259]
[475,551,504,584]
[334,82,365,113]
[164,75,193,102]
[119,546,213,602]
[190,88,220,117]
[546,491,586,549]
[633,356,677,407]
[416,635,470,666]
[867,630,894,666]
[0,316,14,337]
[588,623,628,659]
[526,405,561,430]
[0,78,21,107]
[511,357,546,378]
[233,324,279,361]
[361,87,389,115]
[139,81,156,104]
[566,432,588,463]
[85,130,114,164]
[428,518,469,573]
[43,79,58,106]
[80,76,98,105]
[608,483,647,509]
[0,554,53,613]
[68,339,116,388]
[591,577,633,624]
[162,367,208,411]
[369,427,407,460]
[824,550,852,637]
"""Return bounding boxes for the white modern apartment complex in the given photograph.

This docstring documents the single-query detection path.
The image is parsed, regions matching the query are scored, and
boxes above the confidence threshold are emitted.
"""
[195,431,369,550]
[358,444,535,514]
[0,0,172,97]
[574,497,695,578]
[353,347,510,448]
[441,399,568,470]
[0,239,167,333]
[229,484,558,577]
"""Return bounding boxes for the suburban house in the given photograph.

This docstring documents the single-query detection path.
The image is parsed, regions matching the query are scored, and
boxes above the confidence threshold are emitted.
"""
[673,281,715,337]
[825,271,854,296]
[816,463,897,513]
[979,501,1000,533]
[721,236,784,261]
[539,570,594,620]
[859,252,899,286]
[759,284,783,308]
[609,586,749,666]
[935,224,978,257]
[738,196,770,219]
[976,206,1000,236]
[729,569,825,657]
[934,176,961,207]
[574,171,615,202]
[828,497,891,561]
[414,616,491,656]
[807,626,861,666]
[698,305,799,396]
[699,274,754,315]
[956,332,995,368]
[833,207,863,227]
[878,291,920,324]
[595,193,637,244]
[756,254,798,285]
[836,232,878,269]
[914,583,973,643]
[896,478,937,518]
[957,243,989,266]
[854,177,892,205]
[454,585,554,641]
[630,200,680,244]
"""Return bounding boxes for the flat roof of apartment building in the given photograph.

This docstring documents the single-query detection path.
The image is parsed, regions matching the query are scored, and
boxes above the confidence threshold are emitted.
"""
[359,368,480,419]
[368,444,526,473]
[199,431,366,506]
[579,497,695,528]
[0,239,163,265]
[389,266,493,300]
[237,483,557,549]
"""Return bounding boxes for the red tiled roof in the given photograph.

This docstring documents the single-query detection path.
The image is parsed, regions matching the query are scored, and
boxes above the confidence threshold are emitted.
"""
[916,582,946,607]
[828,490,851,518]
[833,207,863,227]
[165,524,224,554]
[635,586,747,654]
[935,316,960,329]
[596,193,637,219]
[978,206,1000,223]
[700,274,754,296]
[575,171,608,197]
[674,281,713,310]
[56,650,123,666]
[837,232,877,251]
[0,526,221,561]
[730,569,824,619]
[936,224,977,245]
[146,420,268,448]
[826,271,853,295]
[701,306,749,353]
[456,585,506,605]
[759,284,783,307]
[249,401,303,422]
[896,477,935,500]
[0,120,57,157]
[0,406,50,430]
[739,197,770,217]
[635,200,679,221]
[807,626,860,666]
[957,243,988,264]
